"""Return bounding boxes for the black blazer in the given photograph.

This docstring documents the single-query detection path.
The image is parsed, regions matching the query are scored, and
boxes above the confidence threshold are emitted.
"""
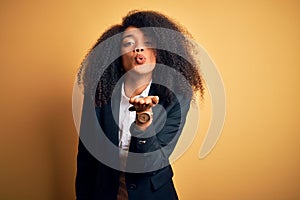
[76,83,191,200]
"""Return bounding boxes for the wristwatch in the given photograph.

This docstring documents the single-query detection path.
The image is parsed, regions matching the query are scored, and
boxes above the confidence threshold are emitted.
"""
[136,111,153,124]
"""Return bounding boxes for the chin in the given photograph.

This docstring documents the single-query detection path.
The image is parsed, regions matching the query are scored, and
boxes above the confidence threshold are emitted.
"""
[134,64,155,74]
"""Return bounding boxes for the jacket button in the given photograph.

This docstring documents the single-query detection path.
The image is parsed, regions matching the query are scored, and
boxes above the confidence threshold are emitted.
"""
[129,184,137,190]
[138,140,147,144]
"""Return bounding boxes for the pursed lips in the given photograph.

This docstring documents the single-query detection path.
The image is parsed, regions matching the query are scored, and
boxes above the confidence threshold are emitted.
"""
[135,54,146,64]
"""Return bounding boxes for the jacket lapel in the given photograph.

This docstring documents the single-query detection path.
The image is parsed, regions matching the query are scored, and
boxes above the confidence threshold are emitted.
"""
[98,84,121,146]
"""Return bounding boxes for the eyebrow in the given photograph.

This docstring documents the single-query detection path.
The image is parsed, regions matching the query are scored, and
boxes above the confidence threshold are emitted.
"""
[122,33,151,40]
[122,34,134,40]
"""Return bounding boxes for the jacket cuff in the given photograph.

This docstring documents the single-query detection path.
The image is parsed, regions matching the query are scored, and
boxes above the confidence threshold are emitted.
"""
[130,122,156,138]
[129,122,161,153]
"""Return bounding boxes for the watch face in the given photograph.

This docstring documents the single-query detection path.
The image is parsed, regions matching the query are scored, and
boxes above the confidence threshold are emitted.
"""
[137,113,151,124]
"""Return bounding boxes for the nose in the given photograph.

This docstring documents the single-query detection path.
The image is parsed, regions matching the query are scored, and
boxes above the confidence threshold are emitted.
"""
[133,48,144,53]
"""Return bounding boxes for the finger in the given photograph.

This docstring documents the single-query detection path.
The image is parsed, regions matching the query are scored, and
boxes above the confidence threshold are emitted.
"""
[129,97,135,104]
[134,98,141,104]
[144,97,152,105]
[139,98,145,104]
[145,96,159,107]
[151,96,159,104]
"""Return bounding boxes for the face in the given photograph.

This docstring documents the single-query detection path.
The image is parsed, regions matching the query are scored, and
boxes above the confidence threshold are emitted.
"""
[121,27,156,75]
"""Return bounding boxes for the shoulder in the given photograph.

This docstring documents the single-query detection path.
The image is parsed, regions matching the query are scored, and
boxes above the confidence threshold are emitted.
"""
[149,83,191,108]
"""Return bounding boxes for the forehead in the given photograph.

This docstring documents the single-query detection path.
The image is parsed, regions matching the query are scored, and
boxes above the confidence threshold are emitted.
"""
[122,26,152,39]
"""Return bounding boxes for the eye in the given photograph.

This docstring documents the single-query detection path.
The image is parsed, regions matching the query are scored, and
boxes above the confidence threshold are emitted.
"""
[122,41,135,47]
[144,41,153,47]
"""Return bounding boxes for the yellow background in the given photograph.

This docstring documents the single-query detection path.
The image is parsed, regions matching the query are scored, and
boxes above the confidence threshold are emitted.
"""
[1,0,299,199]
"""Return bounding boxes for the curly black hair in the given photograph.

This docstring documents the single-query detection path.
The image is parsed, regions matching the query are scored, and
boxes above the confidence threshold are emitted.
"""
[77,10,204,106]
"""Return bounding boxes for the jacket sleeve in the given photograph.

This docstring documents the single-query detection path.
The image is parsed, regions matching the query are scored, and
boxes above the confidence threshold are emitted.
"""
[127,95,191,172]
[75,139,97,200]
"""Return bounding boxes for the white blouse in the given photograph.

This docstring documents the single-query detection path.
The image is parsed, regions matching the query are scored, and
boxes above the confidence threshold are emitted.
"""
[118,81,152,170]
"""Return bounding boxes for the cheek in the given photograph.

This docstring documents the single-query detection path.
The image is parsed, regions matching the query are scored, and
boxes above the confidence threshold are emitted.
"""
[148,51,157,64]
[122,54,131,70]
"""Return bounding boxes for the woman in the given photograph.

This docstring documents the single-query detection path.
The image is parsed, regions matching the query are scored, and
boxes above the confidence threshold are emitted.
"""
[76,10,204,200]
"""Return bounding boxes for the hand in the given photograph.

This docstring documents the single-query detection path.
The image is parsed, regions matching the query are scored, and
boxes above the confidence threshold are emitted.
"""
[129,96,159,112]
[129,96,159,130]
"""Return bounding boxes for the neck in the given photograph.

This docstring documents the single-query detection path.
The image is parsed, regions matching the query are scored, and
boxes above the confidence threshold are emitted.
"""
[124,73,152,97]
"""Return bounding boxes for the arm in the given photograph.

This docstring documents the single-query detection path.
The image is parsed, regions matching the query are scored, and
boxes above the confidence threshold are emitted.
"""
[127,95,191,172]
[75,139,97,200]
